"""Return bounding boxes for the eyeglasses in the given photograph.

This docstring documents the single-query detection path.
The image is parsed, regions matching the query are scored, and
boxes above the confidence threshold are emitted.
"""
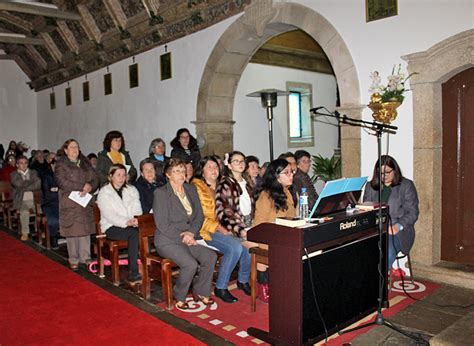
[230,159,245,165]
[171,169,187,175]
[279,169,295,176]
[381,169,394,176]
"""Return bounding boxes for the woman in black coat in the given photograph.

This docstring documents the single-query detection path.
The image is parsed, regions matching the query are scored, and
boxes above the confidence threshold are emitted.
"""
[170,128,201,171]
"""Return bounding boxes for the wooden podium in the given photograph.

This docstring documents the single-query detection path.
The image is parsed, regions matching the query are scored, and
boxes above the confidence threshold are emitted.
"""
[247,209,388,345]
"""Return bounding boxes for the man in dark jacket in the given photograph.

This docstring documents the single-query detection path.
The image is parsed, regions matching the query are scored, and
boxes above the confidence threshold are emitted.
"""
[292,150,318,211]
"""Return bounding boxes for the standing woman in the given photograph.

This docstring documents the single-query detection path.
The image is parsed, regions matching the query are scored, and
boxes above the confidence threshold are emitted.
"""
[215,151,254,243]
[55,139,98,270]
[97,164,143,283]
[192,156,251,303]
[170,128,201,171]
[96,130,137,187]
[253,159,296,302]
[363,155,419,269]
[153,158,216,309]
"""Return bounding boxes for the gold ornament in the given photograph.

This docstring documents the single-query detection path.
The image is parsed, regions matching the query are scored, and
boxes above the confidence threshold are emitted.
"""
[368,93,401,124]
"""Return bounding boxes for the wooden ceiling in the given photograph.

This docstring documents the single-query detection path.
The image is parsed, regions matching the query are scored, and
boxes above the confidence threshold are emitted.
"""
[0,0,250,91]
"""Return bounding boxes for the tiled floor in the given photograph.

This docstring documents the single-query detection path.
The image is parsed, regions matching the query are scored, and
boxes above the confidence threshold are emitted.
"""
[6,229,474,345]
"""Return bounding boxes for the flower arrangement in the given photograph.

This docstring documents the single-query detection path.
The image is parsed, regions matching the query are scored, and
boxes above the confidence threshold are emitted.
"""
[369,64,417,103]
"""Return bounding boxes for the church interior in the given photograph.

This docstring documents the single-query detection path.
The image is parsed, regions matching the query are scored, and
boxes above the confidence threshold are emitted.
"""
[1,0,473,344]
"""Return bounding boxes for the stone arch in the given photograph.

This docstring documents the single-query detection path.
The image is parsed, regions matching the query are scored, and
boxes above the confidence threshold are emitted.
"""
[402,29,474,286]
[194,1,362,177]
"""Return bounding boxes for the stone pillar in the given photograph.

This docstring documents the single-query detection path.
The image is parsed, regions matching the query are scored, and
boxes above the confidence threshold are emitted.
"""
[192,119,235,158]
[337,105,364,178]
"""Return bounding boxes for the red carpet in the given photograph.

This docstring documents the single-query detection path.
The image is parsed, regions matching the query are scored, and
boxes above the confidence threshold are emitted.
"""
[0,231,203,345]
[160,277,439,345]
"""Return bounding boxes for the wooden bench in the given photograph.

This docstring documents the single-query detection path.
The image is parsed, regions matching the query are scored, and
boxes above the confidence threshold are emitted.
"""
[137,214,178,310]
[249,246,269,312]
[0,181,17,230]
[93,204,129,286]
[33,190,50,249]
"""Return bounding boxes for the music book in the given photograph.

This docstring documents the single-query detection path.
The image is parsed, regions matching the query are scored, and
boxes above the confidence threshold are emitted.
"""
[356,201,380,211]
[275,217,306,227]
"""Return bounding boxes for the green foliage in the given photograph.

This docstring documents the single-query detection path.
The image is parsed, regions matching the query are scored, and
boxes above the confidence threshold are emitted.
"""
[311,154,342,182]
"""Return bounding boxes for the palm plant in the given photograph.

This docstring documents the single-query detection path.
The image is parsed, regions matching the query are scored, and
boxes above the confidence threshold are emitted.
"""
[311,154,342,183]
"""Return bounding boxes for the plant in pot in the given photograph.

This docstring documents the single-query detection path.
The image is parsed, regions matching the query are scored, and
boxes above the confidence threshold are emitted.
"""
[311,154,342,183]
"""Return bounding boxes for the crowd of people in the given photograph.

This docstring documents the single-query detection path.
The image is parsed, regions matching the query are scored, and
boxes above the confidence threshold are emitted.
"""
[0,130,418,306]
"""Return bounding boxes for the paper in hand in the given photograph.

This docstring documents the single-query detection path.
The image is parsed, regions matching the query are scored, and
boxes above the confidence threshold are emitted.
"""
[68,191,93,208]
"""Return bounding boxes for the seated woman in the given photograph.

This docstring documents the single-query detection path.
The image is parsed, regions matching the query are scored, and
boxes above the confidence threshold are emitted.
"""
[133,158,162,213]
[363,155,419,269]
[216,151,254,243]
[97,164,143,284]
[153,158,217,309]
[192,156,251,303]
[253,159,296,302]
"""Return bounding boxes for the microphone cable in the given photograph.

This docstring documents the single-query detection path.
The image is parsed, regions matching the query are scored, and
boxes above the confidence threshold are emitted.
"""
[304,247,328,345]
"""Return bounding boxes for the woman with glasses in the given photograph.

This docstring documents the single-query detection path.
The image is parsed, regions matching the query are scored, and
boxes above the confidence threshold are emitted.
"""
[363,155,419,269]
[193,156,251,304]
[153,158,217,310]
[253,158,296,302]
[216,151,254,244]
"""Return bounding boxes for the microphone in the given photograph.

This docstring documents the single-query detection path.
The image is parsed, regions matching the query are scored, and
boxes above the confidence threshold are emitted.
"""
[310,106,325,112]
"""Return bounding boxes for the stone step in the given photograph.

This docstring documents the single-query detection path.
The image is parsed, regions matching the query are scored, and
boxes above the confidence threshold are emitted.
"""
[430,311,474,345]
[413,263,474,290]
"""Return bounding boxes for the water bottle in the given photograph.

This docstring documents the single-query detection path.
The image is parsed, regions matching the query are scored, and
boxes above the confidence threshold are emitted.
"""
[299,187,309,221]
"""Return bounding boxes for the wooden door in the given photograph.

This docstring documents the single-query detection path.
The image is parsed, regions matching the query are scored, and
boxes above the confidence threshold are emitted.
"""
[441,67,474,264]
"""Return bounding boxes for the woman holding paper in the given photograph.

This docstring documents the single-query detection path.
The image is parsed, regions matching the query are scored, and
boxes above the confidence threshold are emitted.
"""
[55,139,98,270]
[96,130,137,187]
[97,164,143,284]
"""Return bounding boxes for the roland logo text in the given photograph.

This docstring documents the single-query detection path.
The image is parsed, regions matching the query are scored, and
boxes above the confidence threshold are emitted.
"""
[340,219,357,231]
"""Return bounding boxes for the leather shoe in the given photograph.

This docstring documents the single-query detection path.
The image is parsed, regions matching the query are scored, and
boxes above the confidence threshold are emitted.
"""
[257,283,269,303]
[214,288,238,303]
[237,281,251,296]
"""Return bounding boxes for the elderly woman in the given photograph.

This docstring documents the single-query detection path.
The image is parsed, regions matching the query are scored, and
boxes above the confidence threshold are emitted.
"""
[192,156,251,303]
[148,137,169,184]
[153,158,216,309]
[363,155,419,269]
[97,164,143,283]
[96,130,137,187]
[170,128,201,171]
[55,139,98,270]
[253,158,296,302]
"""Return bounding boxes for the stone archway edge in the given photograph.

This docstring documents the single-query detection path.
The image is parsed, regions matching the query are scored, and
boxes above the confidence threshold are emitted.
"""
[196,1,361,178]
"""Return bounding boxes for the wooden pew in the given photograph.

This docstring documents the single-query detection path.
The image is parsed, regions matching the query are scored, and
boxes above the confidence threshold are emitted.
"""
[137,214,178,310]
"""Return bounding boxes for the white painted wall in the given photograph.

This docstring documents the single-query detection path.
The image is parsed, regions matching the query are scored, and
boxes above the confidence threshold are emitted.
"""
[233,63,338,161]
[28,0,472,177]
[0,60,37,152]
[36,16,239,165]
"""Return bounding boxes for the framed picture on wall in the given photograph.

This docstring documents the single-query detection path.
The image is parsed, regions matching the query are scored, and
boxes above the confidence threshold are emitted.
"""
[65,87,72,106]
[50,92,56,110]
[83,81,90,101]
[129,63,139,88]
[104,73,112,95]
[160,52,172,80]
[366,0,398,22]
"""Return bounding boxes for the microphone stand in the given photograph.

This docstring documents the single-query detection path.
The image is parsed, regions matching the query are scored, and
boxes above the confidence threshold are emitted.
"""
[312,109,426,343]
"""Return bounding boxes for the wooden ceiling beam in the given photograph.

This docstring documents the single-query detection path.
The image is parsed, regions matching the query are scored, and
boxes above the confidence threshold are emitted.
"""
[76,4,102,43]
[25,44,47,70]
[0,2,81,21]
[141,0,160,17]
[57,20,79,54]
[0,33,44,45]
[0,53,15,60]
[39,32,62,62]
[104,0,128,30]
[0,12,32,31]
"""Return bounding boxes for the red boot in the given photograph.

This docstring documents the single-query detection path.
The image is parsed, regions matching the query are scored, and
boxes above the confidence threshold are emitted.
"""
[257,283,269,303]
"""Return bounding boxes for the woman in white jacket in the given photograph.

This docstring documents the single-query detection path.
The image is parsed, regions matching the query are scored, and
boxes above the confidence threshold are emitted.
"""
[97,163,143,283]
